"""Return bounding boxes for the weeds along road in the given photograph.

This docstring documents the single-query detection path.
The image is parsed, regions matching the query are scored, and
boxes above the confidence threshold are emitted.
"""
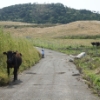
[0,47,99,100]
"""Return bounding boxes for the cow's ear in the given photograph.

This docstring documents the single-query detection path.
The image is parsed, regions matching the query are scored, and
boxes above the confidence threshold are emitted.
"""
[3,52,7,55]
[20,53,22,56]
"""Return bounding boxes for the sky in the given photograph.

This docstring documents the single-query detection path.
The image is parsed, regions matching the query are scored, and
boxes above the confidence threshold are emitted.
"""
[0,0,100,12]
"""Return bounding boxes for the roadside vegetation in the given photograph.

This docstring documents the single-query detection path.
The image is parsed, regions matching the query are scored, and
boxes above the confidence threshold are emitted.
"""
[0,21,100,96]
[75,50,100,96]
[32,38,100,96]
[0,28,41,86]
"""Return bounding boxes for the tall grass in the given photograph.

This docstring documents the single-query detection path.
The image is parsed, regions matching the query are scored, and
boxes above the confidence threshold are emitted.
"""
[0,28,41,85]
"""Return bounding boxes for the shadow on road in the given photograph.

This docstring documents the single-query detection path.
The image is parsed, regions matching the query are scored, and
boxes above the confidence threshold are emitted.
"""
[8,79,23,88]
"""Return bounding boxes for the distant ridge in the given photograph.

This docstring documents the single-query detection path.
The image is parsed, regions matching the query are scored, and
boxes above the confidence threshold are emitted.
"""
[2,21,100,39]
[0,3,100,24]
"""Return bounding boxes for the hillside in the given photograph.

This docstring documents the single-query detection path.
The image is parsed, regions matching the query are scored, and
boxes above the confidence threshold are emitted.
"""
[3,21,100,39]
[0,3,100,24]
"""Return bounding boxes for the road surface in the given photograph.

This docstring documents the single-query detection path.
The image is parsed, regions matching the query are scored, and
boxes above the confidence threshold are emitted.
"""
[0,47,99,100]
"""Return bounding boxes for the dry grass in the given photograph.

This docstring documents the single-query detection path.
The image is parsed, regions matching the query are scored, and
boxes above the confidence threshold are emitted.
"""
[0,21,33,25]
[1,20,100,46]
[2,20,100,38]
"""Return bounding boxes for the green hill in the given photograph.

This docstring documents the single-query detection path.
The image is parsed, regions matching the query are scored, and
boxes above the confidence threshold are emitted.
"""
[0,3,100,24]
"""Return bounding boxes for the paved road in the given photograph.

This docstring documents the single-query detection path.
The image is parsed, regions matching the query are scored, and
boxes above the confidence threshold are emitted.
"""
[0,48,99,100]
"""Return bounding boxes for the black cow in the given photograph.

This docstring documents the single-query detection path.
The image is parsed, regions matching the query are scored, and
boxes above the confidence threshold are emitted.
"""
[3,51,22,81]
[91,42,100,47]
[91,42,96,47]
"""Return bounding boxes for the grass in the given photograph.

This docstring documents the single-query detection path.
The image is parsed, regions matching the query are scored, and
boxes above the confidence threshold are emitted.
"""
[0,28,41,85]
[74,51,100,96]
[2,20,100,39]
[0,21,58,29]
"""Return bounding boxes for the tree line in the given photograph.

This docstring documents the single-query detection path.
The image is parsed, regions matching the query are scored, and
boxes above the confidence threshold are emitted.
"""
[0,3,100,24]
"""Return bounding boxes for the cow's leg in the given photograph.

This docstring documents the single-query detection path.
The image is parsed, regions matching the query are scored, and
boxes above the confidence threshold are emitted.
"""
[13,67,18,81]
[7,66,10,76]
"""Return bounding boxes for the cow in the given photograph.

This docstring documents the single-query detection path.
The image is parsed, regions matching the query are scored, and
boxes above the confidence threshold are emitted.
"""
[91,42,100,47]
[3,51,22,81]
[91,42,96,47]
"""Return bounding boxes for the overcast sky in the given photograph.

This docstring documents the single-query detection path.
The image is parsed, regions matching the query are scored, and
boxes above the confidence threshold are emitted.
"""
[0,0,100,12]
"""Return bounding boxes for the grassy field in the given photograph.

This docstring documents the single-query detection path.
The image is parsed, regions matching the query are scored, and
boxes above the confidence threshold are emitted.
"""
[3,20,100,48]
[2,20,100,38]
[0,20,100,96]
[1,20,100,54]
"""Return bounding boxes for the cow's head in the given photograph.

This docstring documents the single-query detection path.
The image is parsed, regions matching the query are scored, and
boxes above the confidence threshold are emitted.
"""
[3,51,15,64]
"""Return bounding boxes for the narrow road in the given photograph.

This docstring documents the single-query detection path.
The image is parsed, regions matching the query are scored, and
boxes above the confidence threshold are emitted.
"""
[0,48,99,100]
